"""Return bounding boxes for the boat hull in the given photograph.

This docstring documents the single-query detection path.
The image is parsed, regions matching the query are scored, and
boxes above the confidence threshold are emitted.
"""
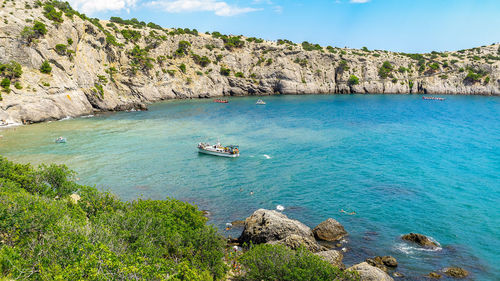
[198,148,239,158]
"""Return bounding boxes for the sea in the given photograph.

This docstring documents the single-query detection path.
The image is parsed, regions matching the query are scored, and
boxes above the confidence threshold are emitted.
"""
[0,94,498,280]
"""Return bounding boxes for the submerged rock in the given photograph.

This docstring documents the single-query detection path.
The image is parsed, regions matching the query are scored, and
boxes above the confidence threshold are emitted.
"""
[230,220,245,227]
[312,218,347,241]
[314,250,344,268]
[365,256,397,272]
[427,272,442,279]
[239,209,315,244]
[443,267,469,278]
[348,262,394,281]
[392,272,404,278]
[401,233,439,248]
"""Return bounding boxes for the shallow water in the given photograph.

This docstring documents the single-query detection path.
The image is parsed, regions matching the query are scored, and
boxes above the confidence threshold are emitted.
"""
[1,94,499,280]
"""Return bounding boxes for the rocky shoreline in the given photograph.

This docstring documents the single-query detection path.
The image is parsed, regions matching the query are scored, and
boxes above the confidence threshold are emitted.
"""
[0,0,499,126]
[227,209,470,280]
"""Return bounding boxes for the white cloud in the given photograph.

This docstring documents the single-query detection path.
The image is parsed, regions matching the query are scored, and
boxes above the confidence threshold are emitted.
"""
[148,0,261,16]
[350,0,371,3]
[67,0,138,14]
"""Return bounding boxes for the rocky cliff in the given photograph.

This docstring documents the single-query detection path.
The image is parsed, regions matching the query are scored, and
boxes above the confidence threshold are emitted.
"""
[0,0,499,125]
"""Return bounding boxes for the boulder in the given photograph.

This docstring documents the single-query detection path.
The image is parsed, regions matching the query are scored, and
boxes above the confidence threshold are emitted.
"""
[239,209,314,244]
[268,234,324,252]
[443,267,469,278]
[314,250,344,268]
[312,218,347,241]
[392,272,404,278]
[401,233,439,248]
[381,256,398,268]
[348,262,394,281]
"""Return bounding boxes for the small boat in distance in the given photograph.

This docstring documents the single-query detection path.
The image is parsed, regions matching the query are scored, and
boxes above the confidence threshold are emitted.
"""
[422,96,445,101]
[198,141,239,158]
[256,99,266,105]
[214,99,228,103]
[55,137,66,143]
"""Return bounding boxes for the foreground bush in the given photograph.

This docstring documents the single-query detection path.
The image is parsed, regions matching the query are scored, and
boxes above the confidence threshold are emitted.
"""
[0,156,227,280]
[238,244,359,281]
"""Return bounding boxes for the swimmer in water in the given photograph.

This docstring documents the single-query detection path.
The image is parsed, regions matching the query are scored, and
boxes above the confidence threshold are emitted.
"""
[340,209,356,215]
[250,191,254,195]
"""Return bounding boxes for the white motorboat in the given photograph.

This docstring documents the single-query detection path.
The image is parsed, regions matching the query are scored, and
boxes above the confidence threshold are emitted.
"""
[198,141,239,158]
[55,137,66,143]
[256,99,266,105]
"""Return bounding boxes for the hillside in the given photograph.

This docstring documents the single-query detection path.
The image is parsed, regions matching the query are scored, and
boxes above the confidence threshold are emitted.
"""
[0,0,499,125]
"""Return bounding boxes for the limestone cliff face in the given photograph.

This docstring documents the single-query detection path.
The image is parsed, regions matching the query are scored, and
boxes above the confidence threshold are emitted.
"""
[0,0,499,124]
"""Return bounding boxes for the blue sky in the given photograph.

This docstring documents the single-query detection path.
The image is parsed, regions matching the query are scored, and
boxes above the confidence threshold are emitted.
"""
[69,0,500,53]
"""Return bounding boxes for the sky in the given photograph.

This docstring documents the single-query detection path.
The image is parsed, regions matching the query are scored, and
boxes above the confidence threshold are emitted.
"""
[67,0,500,53]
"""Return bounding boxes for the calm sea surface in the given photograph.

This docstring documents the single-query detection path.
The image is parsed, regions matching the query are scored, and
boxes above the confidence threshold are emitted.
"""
[1,94,499,280]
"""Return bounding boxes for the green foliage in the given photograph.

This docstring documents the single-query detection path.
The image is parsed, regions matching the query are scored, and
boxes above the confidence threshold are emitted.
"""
[0,61,22,80]
[484,76,490,84]
[175,41,192,57]
[337,60,349,72]
[246,37,264,43]
[220,66,231,76]
[301,41,322,51]
[277,39,295,46]
[439,74,448,79]
[239,244,359,281]
[40,60,52,74]
[0,78,10,92]
[67,38,73,45]
[326,46,336,53]
[378,61,393,78]
[408,80,414,90]
[147,22,163,30]
[192,54,211,67]
[294,58,308,67]
[167,69,176,76]
[105,67,118,82]
[398,66,408,73]
[169,28,198,36]
[266,58,273,65]
[179,63,186,73]
[121,29,142,42]
[464,67,487,83]
[428,62,439,71]
[0,156,227,280]
[55,44,67,55]
[14,82,22,90]
[220,36,244,50]
[361,46,369,52]
[21,20,48,43]
[128,45,154,73]
[43,3,63,23]
[110,17,146,29]
[347,75,359,86]
[235,72,244,78]
[105,34,123,47]
[205,44,216,51]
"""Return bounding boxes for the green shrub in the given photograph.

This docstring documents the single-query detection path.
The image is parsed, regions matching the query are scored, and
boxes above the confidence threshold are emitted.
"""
[235,72,244,78]
[1,77,10,92]
[175,41,191,57]
[14,81,22,89]
[428,62,439,71]
[0,156,227,280]
[337,60,349,72]
[378,61,393,78]
[55,44,67,55]
[179,63,186,73]
[40,60,52,74]
[408,80,414,90]
[43,3,63,23]
[105,34,123,47]
[302,41,322,51]
[348,75,359,86]
[239,244,359,281]
[191,54,211,67]
[398,66,408,73]
[326,46,336,53]
[129,45,154,72]
[120,29,141,42]
[167,69,176,76]
[362,46,369,52]
[67,38,73,45]
[0,61,22,79]
[220,66,230,76]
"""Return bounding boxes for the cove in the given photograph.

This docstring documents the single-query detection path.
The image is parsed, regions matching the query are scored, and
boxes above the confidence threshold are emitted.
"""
[0,94,498,280]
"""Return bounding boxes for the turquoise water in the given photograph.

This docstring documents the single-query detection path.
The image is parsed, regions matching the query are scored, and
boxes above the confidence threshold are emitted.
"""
[0,94,499,280]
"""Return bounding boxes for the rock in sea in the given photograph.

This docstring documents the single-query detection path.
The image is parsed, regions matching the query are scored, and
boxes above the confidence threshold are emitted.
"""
[348,262,394,281]
[443,267,469,278]
[238,209,322,252]
[312,218,347,241]
[401,233,439,248]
